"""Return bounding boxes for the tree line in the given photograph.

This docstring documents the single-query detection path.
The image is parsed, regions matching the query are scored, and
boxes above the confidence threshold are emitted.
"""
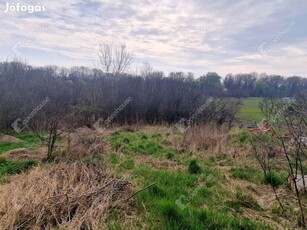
[0,60,240,133]
[0,60,306,133]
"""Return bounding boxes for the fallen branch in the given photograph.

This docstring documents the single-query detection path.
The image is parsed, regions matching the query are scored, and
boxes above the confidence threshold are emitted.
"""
[126,182,157,201]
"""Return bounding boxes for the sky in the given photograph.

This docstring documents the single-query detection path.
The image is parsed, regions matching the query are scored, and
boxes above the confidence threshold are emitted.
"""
[0,0,307,77]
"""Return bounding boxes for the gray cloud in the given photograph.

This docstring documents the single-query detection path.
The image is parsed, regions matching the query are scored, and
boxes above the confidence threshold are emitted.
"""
[0,0,306,77]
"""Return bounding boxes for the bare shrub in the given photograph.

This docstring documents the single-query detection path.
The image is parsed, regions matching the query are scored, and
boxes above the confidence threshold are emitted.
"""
[60,126,108,160]
[0,163,130,229]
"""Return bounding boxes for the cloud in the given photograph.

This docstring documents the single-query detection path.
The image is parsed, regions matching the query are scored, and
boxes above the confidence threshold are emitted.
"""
[0,0,306,77]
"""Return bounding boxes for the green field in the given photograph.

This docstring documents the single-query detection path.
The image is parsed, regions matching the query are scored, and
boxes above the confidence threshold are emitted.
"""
[238,98,263,122]
[0,133,39,178]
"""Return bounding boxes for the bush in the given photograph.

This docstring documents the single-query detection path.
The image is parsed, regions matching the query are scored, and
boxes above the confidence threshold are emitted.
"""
[264,172,285,186]
[189,160,201,174]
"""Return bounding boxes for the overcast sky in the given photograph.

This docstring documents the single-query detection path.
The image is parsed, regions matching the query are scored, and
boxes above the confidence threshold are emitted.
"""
[0,0,306,77]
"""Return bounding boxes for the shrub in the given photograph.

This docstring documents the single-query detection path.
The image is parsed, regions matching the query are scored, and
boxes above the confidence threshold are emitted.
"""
[264,172,285,186]
[189,160,201,174]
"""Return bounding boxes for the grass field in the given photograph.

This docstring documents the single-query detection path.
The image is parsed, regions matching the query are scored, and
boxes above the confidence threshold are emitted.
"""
[0,109,304,228]
[103,128,289,229]
[238,98,263,122]
[0,126,303,229]
[0,133,39,178]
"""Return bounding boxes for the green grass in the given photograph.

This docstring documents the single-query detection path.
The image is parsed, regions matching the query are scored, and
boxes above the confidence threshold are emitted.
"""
[228,128,251,147]
[129,164,269,229]
[264,172,286,187]
[106,130,176,157]
[0,133,39,178]
[231,166,286,187]
[0,157,37,177]
[0,133,40,154]
[224,189,263,214]
[104,129,272,229]
[238,98,263,121]
[230,166,263,184]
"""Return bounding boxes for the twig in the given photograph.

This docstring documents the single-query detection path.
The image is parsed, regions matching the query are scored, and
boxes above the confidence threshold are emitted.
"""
[126,182,157,201]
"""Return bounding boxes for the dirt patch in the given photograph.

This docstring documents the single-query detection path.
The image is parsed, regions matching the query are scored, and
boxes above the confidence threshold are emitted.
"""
[0,162,132,229]
[4,148,44,161]
[0,134,21,143]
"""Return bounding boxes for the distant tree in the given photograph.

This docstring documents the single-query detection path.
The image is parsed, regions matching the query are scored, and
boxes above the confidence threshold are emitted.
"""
[140,62,153,78]
[254,80,269,97]
[97,43,133,75]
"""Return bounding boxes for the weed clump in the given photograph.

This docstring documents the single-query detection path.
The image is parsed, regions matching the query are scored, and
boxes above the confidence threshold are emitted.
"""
[264,172,285,186]
[189,160,201,174]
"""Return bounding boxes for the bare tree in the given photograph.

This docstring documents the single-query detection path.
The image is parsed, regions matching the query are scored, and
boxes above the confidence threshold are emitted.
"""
[32,114,62,160]
[140,62,153,78]
[97,43,133,75]
[97,43,112,73]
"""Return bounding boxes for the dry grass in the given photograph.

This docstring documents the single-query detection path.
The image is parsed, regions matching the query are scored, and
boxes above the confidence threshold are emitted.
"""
[3,148,44,161]
[0,134,21,143]
[134,155,184,171]
[181,124,235,155]
[0,162,131,230]
[60,127,109,160]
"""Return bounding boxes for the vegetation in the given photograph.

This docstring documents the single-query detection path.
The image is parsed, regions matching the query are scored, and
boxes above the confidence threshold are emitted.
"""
[188,160,201,174]
[0,60,306,229]
[238,98,263,121]
[104,129,276,229]
[231,166,263,184]
[0,133,39,154]
[0,157,36,177]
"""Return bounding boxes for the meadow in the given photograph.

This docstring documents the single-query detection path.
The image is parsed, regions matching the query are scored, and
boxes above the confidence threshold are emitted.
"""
[238,98,263,122]
[0,98,306,229]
